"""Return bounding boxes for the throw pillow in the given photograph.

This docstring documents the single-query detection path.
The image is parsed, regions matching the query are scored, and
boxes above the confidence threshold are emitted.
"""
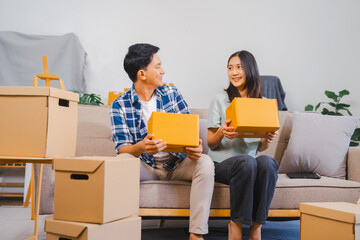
[278,112,359,178]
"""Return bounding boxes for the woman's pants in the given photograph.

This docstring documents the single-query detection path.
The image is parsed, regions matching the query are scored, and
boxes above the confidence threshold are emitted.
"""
[215,154,278,225]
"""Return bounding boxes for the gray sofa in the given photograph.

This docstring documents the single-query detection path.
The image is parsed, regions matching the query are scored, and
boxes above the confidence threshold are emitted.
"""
[39,105,360,217]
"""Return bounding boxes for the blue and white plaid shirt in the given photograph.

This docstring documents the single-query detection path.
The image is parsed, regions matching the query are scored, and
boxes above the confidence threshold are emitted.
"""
[110,84,189,171]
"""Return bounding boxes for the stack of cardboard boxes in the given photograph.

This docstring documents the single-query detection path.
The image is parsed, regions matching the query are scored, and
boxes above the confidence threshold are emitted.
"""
[47,156,141,240]
[0,86,141,239]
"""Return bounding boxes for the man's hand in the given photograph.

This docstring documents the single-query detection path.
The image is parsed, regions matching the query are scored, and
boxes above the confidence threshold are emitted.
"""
[183,139,203,161]
[143,134,167,155]
[221,120,238,140]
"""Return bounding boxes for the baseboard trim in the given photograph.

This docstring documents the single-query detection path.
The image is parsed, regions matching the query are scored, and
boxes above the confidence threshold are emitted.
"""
[138,208,300,218]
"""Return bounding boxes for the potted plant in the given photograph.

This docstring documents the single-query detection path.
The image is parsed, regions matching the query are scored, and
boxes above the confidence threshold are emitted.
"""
[305,89,360,146]
[71,91,104,106]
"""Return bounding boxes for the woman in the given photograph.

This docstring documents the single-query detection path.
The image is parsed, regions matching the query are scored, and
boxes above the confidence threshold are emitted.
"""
[207,50,278,240]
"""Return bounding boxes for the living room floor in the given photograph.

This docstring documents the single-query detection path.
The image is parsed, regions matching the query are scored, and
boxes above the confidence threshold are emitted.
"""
[0,204,299,240]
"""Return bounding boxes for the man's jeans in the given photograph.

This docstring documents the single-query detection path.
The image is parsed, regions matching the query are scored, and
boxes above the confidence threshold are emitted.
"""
[215,154,279,225]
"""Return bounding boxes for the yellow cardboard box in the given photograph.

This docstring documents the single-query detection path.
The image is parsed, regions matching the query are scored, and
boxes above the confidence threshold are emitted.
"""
[0,86,79,157]
[108,91,122,105]
[225,98,280,138]
[53,156,140,224]
[45,215,141,240]
[147,112,199,152]
[300,202,360,240]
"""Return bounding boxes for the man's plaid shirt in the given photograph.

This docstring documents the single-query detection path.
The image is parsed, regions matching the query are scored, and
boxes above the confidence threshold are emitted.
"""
[110,84,189,171]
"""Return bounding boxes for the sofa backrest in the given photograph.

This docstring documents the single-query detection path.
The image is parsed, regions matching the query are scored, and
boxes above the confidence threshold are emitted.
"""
[76,105,116,157]
[259,111,293,163]
[76,106,294,165]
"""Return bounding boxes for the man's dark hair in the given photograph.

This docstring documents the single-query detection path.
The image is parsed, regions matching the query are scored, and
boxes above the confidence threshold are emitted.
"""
[123,43,160,82]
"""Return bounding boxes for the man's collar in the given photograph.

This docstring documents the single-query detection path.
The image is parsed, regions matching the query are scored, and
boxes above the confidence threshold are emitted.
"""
[130,84,139,105]
[130,84,166,105]
[155,85,166,97]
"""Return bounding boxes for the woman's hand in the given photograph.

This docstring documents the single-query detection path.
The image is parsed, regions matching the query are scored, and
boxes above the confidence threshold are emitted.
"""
[208,120,238,150]
[265,131,277,143]
[258,131,278,152]
[221,120,239,140]
[184,139,203,161]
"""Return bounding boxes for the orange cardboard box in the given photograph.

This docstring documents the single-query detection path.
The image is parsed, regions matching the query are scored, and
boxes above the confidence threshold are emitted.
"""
[45,215,141,240]
[225,98,280,138]
[53,156,140,224]
[300,202,360,240]
[108,91,122,105]
[0,87,79,157]
[147,112,199,152]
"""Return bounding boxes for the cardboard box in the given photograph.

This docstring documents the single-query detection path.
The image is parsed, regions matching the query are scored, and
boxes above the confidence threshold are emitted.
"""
[147,112,199,152]
[300,202,360,240]
[45,215,141,240]
[53,156,140,224]
[225,98,280,138]
[0,86,79,157]
[108,91,122,105]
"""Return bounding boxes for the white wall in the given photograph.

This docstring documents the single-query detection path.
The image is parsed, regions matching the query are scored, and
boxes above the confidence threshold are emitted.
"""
[1,0,360,116]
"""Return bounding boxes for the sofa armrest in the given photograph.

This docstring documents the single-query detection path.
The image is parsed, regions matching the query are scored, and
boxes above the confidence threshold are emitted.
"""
[347,147,360,182]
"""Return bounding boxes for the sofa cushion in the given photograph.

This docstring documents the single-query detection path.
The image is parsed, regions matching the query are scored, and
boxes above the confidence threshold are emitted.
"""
[139,180,230,209]
[271,174,360,209]
[199,119,209,154]
[139,174,360,209]
[258,111,292,163]
[278,112,359,178]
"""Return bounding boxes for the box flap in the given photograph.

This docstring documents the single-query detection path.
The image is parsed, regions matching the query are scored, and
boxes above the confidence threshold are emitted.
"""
[49,87,79,102]
[53,157,105,173]
[45,215,90,237]
[0,86,79,102]
[300,202,360,224]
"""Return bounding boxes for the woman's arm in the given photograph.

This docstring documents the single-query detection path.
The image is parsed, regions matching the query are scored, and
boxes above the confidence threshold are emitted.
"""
[207,127,223,150]
[207,120,239,150]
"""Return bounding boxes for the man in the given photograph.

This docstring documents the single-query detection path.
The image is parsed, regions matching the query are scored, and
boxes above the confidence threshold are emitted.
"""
[110,43,214,240]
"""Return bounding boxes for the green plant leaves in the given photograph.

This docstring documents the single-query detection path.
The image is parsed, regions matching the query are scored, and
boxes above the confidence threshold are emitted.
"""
[339,89,350,98]
[304,88,359,147]
[321,108,337,115]
[352,128,360,141]
[350,128,360,146]
[70,90,103,106]
[325,90,338,102]
[305,104,314,111]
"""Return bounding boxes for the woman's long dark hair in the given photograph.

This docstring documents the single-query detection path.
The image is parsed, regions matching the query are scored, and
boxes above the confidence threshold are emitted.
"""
[225,50,262,102]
